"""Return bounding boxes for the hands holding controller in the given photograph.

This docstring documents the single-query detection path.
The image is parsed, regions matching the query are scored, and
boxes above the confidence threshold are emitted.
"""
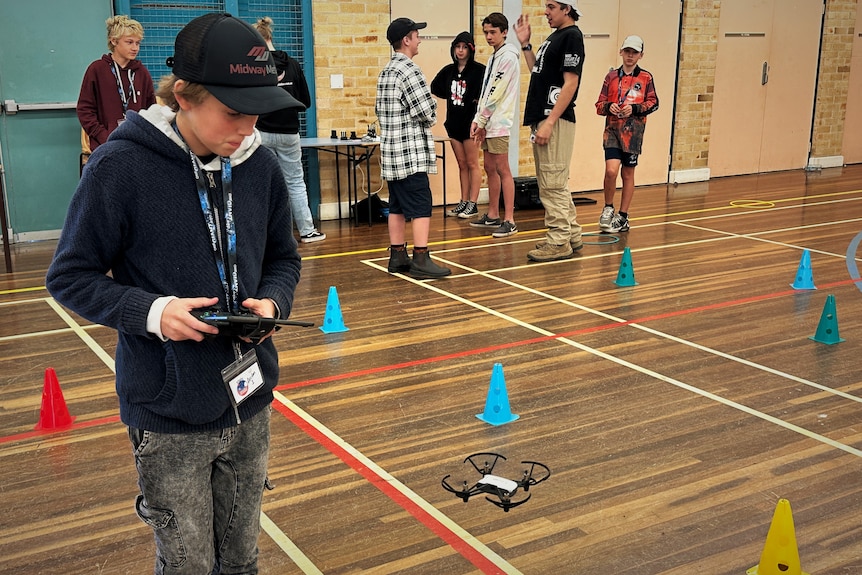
[161,296,312,344]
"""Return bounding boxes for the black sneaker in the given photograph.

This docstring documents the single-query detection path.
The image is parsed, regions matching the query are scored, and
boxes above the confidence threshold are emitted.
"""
[491,221,518,238]
[606,214,630,232]
[458,201,479,218]
[469,214,501,228]
[300,230,326,243]
[446,200,468,217]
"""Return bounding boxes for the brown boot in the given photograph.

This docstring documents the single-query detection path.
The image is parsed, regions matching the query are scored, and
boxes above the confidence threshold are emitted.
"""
[388,244,411,273]
[409,248,451,279]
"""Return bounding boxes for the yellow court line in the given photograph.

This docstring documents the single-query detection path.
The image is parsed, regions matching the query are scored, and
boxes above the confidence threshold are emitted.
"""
[300,188,862,259]
[0,285,47,296]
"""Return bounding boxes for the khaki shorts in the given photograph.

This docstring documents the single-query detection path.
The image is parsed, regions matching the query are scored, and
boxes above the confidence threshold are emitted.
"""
[481,136,509,155]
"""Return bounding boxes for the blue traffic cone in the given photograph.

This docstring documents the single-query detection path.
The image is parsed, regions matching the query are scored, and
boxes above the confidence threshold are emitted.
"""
[319,286,349,334]
[809,294,844,344]
[614,247,638,287]
[476,363,519,426]
[791,250,817,290]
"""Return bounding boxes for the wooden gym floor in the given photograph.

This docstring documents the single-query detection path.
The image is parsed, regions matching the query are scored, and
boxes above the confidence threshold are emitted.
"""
[1,166,861,574]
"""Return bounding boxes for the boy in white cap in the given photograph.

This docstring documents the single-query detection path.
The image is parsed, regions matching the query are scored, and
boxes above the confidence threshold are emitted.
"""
[48,13,304,573]
[515,0,586,262]
[595,34,659,233]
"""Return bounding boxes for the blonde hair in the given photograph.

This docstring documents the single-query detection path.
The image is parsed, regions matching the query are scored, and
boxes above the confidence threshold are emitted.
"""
[253,16,274,42]
[156,75,210,112]
[107,15,144,52]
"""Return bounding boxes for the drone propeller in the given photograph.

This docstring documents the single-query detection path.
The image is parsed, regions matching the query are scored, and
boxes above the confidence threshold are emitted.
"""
[518,460,551,491]
[441,475,472,502]
[464,452,506,476]
[486,492,531,512]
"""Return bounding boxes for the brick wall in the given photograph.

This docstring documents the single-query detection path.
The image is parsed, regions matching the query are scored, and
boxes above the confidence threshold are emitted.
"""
[812,0,855,158]
[671,0,720,172]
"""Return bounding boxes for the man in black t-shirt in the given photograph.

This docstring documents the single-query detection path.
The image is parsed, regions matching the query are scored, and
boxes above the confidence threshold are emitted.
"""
[515,0,585,262]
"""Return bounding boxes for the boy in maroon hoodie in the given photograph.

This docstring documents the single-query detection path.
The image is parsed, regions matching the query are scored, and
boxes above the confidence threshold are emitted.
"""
[77,15,156,152]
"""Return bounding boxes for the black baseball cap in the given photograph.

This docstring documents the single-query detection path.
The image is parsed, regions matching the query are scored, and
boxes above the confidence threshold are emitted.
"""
[167,13,304,115]
[386,18,427,44]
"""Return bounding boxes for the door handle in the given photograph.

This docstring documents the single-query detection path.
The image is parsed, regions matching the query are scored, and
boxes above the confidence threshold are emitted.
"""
[2,99,76,115]
[761,62,769,85]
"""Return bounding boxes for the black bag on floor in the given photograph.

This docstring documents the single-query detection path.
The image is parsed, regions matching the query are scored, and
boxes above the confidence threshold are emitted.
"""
[513,176,542,209]
[351,194,389,223]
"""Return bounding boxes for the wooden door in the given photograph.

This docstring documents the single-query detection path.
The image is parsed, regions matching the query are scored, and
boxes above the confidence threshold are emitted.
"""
[709,0,773,177]
[842,7,862,164]
[758,0,822,172]
[568,0,679,192]
[709,0,822,177]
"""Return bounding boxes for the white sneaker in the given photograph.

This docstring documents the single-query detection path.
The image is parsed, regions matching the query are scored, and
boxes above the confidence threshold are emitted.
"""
[599,205,615,231]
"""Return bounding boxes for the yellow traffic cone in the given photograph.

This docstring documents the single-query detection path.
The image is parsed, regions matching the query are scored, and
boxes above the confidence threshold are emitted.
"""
[746,499,809,575]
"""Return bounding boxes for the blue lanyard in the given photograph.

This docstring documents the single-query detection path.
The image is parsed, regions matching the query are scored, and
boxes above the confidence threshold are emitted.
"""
[173,123,239,312]
[109,61,135,114]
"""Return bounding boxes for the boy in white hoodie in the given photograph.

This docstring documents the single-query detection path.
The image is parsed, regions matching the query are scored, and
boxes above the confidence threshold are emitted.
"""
[470,12,521,238]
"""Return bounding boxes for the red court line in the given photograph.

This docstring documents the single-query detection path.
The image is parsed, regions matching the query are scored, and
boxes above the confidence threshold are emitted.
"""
[272,400,509,575]
[4,278,856,444]
[278,278,859,392]
[0,415,120,445]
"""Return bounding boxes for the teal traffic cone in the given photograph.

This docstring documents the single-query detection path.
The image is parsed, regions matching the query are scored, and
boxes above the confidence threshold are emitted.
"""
[809,294,844,344]
[476,363,519,426]
[319,286,349,334]
[791,249,817,290]
[614,247,638,286]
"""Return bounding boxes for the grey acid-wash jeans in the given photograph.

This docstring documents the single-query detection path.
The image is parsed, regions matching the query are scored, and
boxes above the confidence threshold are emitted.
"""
[129,406,271,575]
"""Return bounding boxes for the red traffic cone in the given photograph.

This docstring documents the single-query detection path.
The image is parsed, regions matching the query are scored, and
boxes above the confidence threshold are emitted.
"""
[34,368,76,430]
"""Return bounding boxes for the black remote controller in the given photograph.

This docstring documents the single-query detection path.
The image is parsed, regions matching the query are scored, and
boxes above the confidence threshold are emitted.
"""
[192,308,314,343]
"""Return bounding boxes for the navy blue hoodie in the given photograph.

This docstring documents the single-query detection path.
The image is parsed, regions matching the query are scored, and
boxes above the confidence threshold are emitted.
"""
[47,105,302,433]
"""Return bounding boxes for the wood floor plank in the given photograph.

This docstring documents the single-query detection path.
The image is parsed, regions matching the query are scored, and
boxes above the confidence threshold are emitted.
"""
[1,166,861,574]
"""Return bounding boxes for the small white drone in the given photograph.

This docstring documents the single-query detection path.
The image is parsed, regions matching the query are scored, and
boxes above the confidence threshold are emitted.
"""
[441,452,550,512]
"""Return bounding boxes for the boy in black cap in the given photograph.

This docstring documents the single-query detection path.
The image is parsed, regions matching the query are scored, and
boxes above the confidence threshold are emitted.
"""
[377,17,451,279]
[516,0,585,262]
[47,13,303,574]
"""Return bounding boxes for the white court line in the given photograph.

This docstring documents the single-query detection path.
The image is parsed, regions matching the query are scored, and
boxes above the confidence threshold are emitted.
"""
[371,267,862,458]
[362,209,862,458]
[260,511,324,575]
[46,298,116,373]
[272,391,524,575]
[368,253,862,405]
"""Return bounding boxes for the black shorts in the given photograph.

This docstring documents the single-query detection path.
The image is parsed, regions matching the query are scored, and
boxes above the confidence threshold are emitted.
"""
[387,172,433,219]
[444,122,471,142]
[605,147,639,167]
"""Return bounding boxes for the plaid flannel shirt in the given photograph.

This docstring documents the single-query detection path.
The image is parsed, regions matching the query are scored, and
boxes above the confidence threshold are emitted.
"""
[376,53,437,181]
